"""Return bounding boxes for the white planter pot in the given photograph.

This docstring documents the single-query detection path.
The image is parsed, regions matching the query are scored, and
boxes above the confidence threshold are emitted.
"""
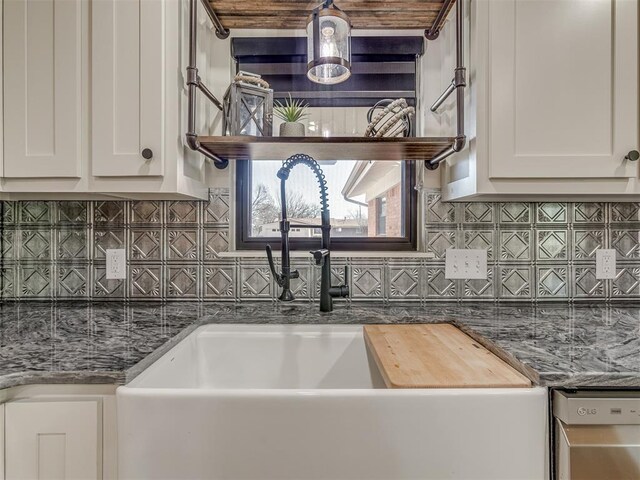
[279,122,305,137]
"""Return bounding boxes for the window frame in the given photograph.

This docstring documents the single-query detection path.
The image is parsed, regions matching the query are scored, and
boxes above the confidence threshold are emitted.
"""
[235,159,418,252]
[376,196,388,237]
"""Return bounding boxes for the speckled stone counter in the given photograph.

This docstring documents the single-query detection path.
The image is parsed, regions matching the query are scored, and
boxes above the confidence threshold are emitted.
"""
[1,301,640,389]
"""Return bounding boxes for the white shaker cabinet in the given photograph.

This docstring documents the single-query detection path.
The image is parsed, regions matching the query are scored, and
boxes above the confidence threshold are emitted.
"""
[3,0,86,179]
[488,0,637,179]
[1,0,212,199]
[5,400,101,480]
[89,0,214,199]
[441,0,640,200]
[0,404,4,480]
[92,0,164,177]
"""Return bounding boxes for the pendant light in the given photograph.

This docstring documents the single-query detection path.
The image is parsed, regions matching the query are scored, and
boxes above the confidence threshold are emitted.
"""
[306,0,352,85]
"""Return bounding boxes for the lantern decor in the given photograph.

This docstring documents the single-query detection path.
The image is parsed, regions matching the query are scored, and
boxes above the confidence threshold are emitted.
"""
[222,72,273,136]
[306,0,352,85]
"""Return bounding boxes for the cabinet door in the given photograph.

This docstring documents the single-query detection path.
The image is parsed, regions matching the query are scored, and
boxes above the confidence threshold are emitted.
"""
[92,0,164,177]
[487,0,638,179]
[5,401,100,480]
[0,404,4,480]
[3,0,84,178]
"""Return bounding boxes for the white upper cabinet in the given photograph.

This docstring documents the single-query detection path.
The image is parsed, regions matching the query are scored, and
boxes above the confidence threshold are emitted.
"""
[440,0,640,200]
[92,0,164,177]
[3,0,86,178]
[1,0,210,199]
[488,0,637,179]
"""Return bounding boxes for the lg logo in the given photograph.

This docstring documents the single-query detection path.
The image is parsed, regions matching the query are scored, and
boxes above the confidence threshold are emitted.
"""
[577,407,597,416]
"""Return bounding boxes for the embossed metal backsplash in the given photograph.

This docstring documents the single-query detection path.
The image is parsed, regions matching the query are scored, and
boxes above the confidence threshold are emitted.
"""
[1,190,640,302]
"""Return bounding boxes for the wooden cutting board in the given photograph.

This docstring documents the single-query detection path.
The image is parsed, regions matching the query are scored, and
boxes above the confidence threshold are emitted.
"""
[364,324,531,388]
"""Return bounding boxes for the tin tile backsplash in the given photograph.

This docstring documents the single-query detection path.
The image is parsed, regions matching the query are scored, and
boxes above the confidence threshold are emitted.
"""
[1,190,640,303]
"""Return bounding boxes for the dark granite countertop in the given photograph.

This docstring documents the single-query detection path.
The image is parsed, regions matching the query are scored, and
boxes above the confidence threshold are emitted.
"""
[1,301,640,389]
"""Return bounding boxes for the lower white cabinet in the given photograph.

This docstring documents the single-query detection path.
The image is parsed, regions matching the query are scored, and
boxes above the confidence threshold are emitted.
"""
[5,400,101,480]
[0,386,118,480]
[0,404,4,480]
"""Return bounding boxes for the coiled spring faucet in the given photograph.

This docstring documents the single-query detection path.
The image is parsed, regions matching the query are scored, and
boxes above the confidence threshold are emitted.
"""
[266,154,349,312]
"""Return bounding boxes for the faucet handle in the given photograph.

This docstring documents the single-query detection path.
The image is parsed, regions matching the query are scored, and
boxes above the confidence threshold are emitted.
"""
[265,245,284,287]
[343,265,350,286]
[342,266,350,297]
[340,265,350,297]
[328,265,350,299]
[310,249,329,266]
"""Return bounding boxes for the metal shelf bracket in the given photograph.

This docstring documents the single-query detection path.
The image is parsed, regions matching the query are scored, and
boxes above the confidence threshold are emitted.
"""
[424,0,455,40]
[202,0,230,40]
[424,0,467,171]
[186,0,229,169]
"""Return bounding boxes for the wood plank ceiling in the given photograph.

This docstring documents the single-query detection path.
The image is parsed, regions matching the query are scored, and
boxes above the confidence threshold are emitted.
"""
[209,0,452,30]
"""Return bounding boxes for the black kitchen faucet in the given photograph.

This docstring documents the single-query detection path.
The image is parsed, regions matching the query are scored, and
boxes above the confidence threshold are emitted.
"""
[266,154,349,312]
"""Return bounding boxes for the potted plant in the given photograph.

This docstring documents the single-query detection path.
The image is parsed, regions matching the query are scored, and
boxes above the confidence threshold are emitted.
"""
[274,94,309,137]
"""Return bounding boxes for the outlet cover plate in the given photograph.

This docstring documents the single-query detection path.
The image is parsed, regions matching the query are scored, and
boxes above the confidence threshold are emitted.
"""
[596,249,617,279]
[106,249,126,280]
[445,249,488,280]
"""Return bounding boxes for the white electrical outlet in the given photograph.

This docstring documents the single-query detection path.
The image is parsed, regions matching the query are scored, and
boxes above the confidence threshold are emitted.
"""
[596,249,617,279]
[106,249,126,280]
[445,249,487,279]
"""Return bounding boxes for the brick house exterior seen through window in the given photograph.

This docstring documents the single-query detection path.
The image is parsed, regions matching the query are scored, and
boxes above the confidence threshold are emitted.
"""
[368,184,402,237]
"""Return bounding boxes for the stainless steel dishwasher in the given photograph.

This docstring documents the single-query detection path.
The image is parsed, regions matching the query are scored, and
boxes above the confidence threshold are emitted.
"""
[553,390,640,479]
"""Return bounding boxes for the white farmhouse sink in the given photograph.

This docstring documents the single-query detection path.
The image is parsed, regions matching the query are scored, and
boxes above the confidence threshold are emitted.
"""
[125,324,385,390]
[117,324,548,480]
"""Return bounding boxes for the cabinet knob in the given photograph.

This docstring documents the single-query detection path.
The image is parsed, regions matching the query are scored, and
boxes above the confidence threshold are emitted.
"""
[141,148,153,160]
[625,150,640,162]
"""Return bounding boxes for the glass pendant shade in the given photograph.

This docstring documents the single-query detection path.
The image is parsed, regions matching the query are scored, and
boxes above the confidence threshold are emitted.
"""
[306,3,351,85]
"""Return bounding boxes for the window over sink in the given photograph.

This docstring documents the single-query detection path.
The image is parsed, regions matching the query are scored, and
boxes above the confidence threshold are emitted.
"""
[235,160,417,251]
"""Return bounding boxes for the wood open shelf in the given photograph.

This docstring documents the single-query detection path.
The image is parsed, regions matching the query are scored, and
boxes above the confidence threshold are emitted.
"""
[209,0,454,30]
[198,136,454,162]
